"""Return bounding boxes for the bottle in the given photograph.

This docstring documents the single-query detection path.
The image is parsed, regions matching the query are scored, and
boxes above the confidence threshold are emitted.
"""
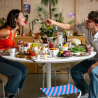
[57,32,63,48]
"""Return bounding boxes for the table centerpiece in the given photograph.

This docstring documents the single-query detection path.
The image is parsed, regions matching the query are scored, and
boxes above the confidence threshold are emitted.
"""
[40,21,57,44]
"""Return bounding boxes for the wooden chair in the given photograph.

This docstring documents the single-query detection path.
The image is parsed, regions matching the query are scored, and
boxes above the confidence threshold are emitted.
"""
[0,73,8,98]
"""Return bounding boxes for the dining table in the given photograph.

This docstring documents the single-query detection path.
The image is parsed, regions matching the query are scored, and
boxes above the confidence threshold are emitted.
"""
[2,51,96,89]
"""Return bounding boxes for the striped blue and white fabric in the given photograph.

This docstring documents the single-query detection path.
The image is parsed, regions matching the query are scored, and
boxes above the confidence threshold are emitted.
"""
[40,84,81,97]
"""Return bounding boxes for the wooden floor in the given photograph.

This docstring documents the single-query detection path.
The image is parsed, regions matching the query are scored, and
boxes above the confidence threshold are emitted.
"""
[18,73,90,98]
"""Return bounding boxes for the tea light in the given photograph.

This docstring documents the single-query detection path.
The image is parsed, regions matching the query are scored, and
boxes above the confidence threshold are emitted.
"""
[43,53,47,59]
[36,54,40,60]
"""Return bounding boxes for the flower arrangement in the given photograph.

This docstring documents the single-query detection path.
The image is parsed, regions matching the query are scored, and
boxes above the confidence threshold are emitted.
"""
[33,6,59,37]
[40,21,57,37]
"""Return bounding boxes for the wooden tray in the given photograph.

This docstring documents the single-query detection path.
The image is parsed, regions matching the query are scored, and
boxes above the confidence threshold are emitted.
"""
[15,54,28,58]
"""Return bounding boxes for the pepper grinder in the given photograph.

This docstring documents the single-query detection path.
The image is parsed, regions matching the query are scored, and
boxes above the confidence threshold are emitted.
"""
[57,32,63,48]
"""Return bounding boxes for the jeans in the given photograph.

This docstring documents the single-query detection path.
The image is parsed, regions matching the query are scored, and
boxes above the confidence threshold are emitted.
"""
[0,56,28,94]
[70,59,98,98]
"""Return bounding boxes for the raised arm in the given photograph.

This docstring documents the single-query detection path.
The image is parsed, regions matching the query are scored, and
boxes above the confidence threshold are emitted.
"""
[45,19,76,31]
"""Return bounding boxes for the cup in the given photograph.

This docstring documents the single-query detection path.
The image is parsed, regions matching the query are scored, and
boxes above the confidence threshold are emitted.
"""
[63,47,68,51]
[18,45,21,51]
[36,55,40,60]
[28,43,32,49]
[33,47,38,54]
[22,47,28,52]
[10,48,16,56]
[43,48,48,53]
[49,48,59,58]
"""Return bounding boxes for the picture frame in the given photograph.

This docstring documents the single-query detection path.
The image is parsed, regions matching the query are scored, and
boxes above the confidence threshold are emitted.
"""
[24,4,30,14]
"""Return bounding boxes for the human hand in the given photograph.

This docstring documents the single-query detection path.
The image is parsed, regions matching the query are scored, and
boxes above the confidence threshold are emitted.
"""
[88,62,98,74]
[86,44,94,54]
[44,19,54,26]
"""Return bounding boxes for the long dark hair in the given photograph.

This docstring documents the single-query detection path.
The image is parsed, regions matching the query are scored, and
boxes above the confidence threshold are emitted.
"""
[0,9,21,30]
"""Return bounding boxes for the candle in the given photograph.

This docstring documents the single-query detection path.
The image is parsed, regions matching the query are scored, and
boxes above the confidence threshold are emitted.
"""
[32,21,34,33]
[32,21,33,30]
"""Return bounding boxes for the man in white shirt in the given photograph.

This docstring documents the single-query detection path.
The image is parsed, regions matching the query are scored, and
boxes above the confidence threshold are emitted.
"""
[45,11,98,98]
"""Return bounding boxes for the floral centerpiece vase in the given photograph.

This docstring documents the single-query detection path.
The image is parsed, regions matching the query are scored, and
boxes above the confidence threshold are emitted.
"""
[40,22,57,45]
[47,37,53,45]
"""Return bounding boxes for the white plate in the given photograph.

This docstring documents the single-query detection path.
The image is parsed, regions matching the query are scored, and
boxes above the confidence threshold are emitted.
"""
[74,52,90,57]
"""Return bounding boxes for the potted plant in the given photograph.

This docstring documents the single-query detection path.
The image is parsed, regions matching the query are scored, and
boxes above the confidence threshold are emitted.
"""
[40,22,57,37]
[41,0,59,19]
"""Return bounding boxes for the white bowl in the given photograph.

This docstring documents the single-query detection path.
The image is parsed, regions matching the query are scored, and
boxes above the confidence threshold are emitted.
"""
[22,47,28,52]
[28,43,32,49]
[43,43,48,47]
[62,47,68,51]
[49,48,59,57]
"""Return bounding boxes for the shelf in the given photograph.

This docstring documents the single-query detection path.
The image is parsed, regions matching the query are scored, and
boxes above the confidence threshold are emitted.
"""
[15,36,32,39]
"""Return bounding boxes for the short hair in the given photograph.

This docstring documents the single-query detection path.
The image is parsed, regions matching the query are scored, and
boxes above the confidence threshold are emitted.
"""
[88,11,98,23]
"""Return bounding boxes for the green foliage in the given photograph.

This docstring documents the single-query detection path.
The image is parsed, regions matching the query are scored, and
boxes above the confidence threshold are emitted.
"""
[41,0,59,19]
[36,6,49,20]
[34,5,59,37]
[40,22,57,37]
[0,18,6,27]
[58,10,64,23]
[41,0,59,7]
[68,20,75,25]
[35,6,59,21]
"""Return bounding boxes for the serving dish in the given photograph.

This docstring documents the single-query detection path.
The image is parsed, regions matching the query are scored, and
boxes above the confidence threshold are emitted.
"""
[74,52,90,57]
[0,52,10,56]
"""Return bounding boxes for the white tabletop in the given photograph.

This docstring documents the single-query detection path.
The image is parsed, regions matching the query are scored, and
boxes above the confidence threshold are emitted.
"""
[2,51,97,88]
[2,51,97,63]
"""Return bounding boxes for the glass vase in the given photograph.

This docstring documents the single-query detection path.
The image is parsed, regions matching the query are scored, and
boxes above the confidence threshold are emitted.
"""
[47,37,53,45]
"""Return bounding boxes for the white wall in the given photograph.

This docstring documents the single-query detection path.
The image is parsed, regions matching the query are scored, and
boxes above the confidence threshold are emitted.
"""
[76,0,98,24]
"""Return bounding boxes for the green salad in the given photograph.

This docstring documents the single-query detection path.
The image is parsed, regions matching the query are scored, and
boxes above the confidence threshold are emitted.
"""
[70,46,86,53]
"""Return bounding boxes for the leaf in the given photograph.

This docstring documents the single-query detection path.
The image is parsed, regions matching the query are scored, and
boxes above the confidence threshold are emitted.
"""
[51,8,57,12]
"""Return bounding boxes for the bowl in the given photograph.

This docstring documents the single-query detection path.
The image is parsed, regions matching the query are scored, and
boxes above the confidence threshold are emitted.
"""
[49,48,59,57]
